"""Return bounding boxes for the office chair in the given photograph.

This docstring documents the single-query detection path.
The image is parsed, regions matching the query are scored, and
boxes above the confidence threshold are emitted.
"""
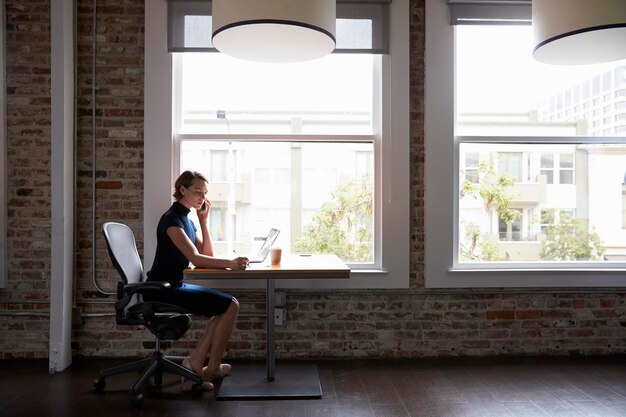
[93,222,204,407]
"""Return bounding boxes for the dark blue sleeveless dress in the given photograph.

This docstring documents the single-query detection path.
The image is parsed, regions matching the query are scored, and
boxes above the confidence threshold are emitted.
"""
[146,202,233,316]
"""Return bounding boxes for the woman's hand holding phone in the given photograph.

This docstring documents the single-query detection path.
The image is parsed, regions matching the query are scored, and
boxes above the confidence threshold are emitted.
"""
[197,198,211,222]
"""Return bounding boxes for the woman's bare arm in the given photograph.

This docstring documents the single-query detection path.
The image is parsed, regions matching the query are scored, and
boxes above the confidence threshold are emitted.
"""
[167,226,248,269]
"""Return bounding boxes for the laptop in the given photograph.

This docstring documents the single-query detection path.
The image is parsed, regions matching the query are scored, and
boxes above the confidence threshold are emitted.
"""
[248,228,280,263]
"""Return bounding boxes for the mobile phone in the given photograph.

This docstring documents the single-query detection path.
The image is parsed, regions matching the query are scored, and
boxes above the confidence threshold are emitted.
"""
[200,202,206,212]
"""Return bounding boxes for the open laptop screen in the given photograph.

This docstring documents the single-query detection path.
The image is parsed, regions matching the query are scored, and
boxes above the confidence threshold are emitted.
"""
[250,228,280,263]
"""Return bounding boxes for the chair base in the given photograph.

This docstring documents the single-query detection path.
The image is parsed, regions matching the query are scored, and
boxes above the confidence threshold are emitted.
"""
[93,352,204,407]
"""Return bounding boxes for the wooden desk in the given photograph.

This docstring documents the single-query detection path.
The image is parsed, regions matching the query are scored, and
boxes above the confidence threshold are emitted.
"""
[184,254,350,399]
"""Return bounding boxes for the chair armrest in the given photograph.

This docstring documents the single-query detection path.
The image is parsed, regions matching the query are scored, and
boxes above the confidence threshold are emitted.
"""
[123,281,171,295]
[115,281,173,315]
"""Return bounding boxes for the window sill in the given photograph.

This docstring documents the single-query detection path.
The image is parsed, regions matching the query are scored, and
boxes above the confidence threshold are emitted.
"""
[425,266,626,288]
[451,267,626,273]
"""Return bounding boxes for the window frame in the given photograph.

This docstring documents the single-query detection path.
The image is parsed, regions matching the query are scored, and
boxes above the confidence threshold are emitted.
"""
[145,0,410,289]
[424,0,626,288]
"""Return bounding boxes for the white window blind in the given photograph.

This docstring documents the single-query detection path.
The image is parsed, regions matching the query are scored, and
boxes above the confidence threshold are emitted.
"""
[167,0,392,53]
[447,0,531,25]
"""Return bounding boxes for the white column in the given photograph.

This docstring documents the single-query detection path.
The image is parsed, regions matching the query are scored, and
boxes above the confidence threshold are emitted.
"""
[49,0,74,373]
[144,0,173,270]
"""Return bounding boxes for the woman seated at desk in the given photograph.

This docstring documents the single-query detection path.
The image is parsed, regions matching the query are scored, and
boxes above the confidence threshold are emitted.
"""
[145,170,249,390]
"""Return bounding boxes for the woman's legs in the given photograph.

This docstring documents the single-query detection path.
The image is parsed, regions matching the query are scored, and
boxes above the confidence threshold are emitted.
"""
[188,298,239,375]
[187,318,215,374]
[206,298,239,374]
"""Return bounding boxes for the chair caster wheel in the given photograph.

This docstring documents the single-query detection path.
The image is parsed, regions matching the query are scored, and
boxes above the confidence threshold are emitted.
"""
[130,393,144,407]
[191,382,204,395]
[93,378,105,392]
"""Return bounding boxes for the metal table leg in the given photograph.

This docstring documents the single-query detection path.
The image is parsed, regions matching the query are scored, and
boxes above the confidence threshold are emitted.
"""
[216,275,321,399]
[266,277,275,381]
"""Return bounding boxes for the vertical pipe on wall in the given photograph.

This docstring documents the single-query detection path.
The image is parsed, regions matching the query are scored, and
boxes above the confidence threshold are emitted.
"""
[0,0,6,289]
[72,0,78,309]
[92,0,98,291]
[89,0,113,295]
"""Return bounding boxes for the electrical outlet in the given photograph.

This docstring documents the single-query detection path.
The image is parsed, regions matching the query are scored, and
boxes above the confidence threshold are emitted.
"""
[274,307,285,326]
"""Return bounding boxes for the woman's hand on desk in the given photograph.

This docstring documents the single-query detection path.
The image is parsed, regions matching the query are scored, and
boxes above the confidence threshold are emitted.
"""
[231,256,249,270]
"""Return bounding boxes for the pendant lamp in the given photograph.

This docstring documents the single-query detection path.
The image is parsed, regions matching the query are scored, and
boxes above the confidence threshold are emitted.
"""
[532,0,626,65]
[212,0,336,63]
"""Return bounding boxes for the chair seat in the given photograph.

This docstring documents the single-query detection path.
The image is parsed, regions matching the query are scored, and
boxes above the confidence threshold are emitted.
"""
[120,302,193,340]
[146,314,192,340]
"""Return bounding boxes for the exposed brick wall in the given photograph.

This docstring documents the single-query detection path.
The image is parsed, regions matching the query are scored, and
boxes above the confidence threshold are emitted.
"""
[268,292,626,358]
[1,0,52,358]
[409,0,425,289]
[75,0,144,302]
[73,0,145,353]
[2,0,626,360]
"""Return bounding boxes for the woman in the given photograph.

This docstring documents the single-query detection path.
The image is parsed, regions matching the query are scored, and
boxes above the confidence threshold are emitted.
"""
[146,170,248,390]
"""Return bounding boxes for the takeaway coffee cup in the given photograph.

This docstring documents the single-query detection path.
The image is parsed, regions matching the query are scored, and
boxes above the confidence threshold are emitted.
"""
[270,247,282,265]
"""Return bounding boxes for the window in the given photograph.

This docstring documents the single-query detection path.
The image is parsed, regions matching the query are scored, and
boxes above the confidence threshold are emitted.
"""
[425,0,626,287]
[210,207,226,241]
[540,209,555,233]
[209,150,227,182]
[499,209,522,242]
[540,153,554,184]
[559,153,574,184]
[540,153,575,185]
[497,152,523,182]
[145,0,410,289]
[463,152,480,183]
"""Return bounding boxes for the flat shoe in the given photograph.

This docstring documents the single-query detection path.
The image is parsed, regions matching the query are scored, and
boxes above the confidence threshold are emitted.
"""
[181,357,214,391]
[203,363,232,381]
[198,381,215,391]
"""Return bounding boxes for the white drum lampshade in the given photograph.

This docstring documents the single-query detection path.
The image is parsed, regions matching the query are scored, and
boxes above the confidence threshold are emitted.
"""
[532,0,626,65]
[212,0,336,63]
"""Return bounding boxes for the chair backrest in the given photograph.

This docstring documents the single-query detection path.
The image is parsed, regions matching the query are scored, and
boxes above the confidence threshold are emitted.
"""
[102,222,144,285]
[102,221,192,338]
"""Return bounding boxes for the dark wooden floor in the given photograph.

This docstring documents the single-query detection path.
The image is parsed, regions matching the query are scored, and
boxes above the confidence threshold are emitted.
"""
[2,356,626,417]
